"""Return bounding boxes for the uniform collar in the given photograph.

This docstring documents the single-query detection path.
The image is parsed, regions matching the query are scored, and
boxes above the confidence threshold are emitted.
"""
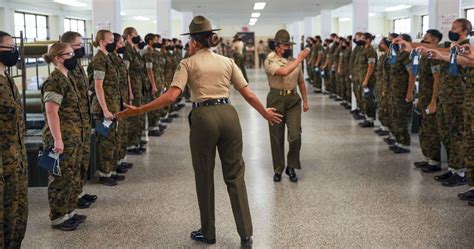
[196,48,212,55]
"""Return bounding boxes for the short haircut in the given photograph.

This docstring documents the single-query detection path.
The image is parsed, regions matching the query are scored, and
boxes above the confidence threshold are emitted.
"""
[0,31,12,44]
[61,31,82,43]
[426,29,443,43]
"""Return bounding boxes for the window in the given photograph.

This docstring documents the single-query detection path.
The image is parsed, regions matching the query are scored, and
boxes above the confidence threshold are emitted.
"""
[14,11,49,41]
[421,15,429,35]
[393,17,411,34]
[466,9,474,24]
[64,18,86,36]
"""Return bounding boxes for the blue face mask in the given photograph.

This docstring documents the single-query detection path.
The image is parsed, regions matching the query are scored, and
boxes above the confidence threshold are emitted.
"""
[449,47,459,76]
[410,49,420,76]
[388,43,399,65]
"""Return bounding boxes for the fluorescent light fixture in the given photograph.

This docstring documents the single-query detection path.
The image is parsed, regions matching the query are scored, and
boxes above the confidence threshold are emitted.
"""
[251,12,261,18]
[120,11,127,16]
[250,18,258,23]
[369,13,375,16]
[54,0,86,7]
[253,2,266,10]
[339,17,351,22]
[134,16,150,21]
[249,22,256,26]
[384,5,411,12]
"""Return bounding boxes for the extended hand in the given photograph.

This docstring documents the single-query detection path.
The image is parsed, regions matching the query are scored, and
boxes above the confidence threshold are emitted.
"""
[103,110,114,120]
[303,102,309,112]
[427,101,437,114]
[265,108,283,125]
[116,104,141,120]
[53,139,64,155]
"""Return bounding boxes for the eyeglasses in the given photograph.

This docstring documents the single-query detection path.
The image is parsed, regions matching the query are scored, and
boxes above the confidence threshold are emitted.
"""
[59,52,75,57]
[0,45,17,52]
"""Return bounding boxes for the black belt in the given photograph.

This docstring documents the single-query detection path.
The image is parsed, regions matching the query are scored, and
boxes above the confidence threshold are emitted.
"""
[192,98,230,109]
[270,88,296,96]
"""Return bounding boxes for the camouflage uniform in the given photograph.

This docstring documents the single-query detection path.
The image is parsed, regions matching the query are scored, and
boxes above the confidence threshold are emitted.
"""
[68,63,91,197]
[338,47,351,102]
[123,42,145,148]
[42,69,83,223]
[109,52,129,163]
[350,45,364,111]
[358,46,378,120]
[321,47,330,91]
[329,44,339,94]
[463,67,474,186]
[0,73,28,248]
[311,43,324,90]
[162,50,175,116]
[87,50,121,176]
[389,51,412,146]
[143,47,164,129]
[375,53,391,128]
[417,55,441,163]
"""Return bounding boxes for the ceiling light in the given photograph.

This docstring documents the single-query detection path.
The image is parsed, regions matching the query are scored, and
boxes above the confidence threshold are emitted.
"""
[120,11,127,16]
[54,0,86,7]
[250,18,258,23]
[369,13,375,16]
[251,12,261,18]
[134,16,150,21]
[253,2,266,10]
[384,5,411,12]
[339,17,351,22]
[249,23,256,26]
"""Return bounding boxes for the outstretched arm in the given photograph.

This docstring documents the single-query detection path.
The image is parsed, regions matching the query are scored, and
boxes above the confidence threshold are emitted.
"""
[116,87,181,118]
[239,86,283,125]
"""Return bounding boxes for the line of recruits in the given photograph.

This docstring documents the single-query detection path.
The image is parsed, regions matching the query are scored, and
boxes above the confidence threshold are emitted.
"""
[304,18,473,208]
[0,27,188,239]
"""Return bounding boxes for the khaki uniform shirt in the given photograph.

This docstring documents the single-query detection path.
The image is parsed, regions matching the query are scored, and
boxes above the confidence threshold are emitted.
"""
[170,48,248,102]
[264,52,304,90]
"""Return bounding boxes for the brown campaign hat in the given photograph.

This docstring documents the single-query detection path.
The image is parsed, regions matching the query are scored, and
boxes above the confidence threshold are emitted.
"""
[268,29,295,45]
[180,15,221,35]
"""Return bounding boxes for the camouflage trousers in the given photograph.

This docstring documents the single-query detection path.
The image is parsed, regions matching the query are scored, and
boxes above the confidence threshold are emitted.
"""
[313,69,322,90]
[363,81,377,119]
[117,118,128,162]
[376,84,390,128]
[48,141,81,221]
[127,96,144,147]
[146,92,162,129]
[418,104,441,163]
[76,127,91,197]
[328,71,336,93]
[389,95,412,146]
[344,75,351,103]
[437,101,465,170]
[1,146,28,248]
[97,122,119,175]
[352,79,363,112]
[463,89,474,186]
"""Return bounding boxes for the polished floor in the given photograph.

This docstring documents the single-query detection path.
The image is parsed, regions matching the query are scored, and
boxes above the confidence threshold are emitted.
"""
[24,69,473,248]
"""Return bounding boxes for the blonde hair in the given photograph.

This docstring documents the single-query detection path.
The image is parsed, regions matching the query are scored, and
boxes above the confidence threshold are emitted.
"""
[92,30,112,47]
[42,42,70,64]
[122,27,136,39]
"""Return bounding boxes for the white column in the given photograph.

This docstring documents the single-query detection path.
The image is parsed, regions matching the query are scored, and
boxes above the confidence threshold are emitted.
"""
[352,0,369,34]
[320,10,332,39]
[304,16,314,40]
[156,0,172,38]
[92,0,121,32]
[0,6,15,35]
[181,11,193,44]
[50,14,65,40]
[429,0,461,40]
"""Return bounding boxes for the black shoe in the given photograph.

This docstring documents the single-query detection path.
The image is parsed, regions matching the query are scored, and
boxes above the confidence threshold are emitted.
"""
[138,146,147,153]
[344,105,352,110]
[458,190,474,201]
[111,174,126,181]
[120,162,134,169]
[161,117,173,123]
[374,128,383,133]
[434,171,454,182]
[393,147,410,154]
[469,201,474,206]
[70,214,87,224]
[377,130,390,136]
[127,148,143,155]
[285,167,298,182]
[273,173,282,182]
[335,97,343,102]
[350,109,360,115]
[140,140,148,146]
[81,194,97,203]
[442,174,467,187]
[353,114,365,120]
[313,89,322,93]
[241,237,253,248]
[359,121,374,128]
[190,230,216,244]
[389,145,398,151]
[177,103,186,108]
[51,219,78,231]
[77,198,91,209]
[116,165,128,174]
[99,177,118,186]
[148,130,164,137]
[383,137,396,145]
[421,164,442,173]
[414,161,429,168]
[169,113,179,118]
[159,124,167,130]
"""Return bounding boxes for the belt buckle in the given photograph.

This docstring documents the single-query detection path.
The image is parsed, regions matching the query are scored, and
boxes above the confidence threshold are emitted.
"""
[286,89,291,95]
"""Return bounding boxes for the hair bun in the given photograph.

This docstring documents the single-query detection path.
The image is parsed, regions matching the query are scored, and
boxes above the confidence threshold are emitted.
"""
[208,33,222,47]
[42,54,51,64]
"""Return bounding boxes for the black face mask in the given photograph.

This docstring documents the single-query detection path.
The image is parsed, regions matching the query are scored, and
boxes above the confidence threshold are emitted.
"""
[448,31,460,42]
[153,43,162,49]
[282,48,292,59]
[341,45,347,49]
[63,57,77,71]
[0,49,19,67]
[117,47,126,54]
[356,40,366,46]
[335,41,340,46]
[167,45,174,50]
[353,38,357,44]
[106,42,116,52]
[74,47,86,59]
[138,42,146,50]
[132,35,141,44]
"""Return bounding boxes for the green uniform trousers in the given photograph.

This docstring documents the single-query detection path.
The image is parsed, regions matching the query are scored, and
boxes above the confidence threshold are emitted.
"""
[390,95,412,146]
[234,54,248,82]
[267,90,302,174]
[419,107,441,162]
[463,88,474,186]
[48,141,81,221]
[127,96,144,147]
[437,101,465,170]
[1,150,28,248]
[189,104,253,240]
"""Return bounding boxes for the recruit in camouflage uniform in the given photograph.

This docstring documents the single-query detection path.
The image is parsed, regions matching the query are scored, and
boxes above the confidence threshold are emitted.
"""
[338,44,351,103]
[0,72,28,248]
[311,41,324,91]
[88,50,121,177]
[109,51,130,163]
[68,62,91,200]
[375,49,391,130]
[350,43,364,111]
[463,67,474,192]
[143,46,164,131]
[123,41,145,149]
[359,44,378,121]
[42,69,83,224]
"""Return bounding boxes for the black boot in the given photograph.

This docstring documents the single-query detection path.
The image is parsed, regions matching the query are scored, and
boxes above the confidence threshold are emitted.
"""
[285,167,298,182]
[190,229,216,244]
[241,237,253,248]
